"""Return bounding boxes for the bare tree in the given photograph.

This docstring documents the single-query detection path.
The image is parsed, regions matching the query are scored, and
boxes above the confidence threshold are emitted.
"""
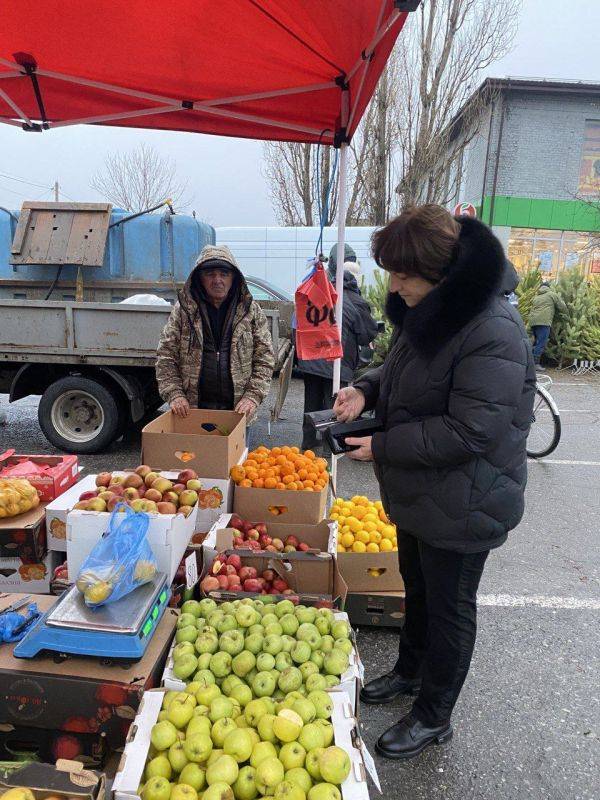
[91,143,189,212]
[395,0,521,207]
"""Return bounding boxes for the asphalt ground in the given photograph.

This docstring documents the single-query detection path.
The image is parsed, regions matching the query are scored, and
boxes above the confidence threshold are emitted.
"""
[1,370,599,800]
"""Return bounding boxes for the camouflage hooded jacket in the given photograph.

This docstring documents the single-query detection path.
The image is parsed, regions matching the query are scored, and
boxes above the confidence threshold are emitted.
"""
[156,245,275,411]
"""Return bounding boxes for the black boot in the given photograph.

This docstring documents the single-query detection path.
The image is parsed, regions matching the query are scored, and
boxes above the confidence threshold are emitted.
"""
[375,713,453,759]
[360,671,421,705]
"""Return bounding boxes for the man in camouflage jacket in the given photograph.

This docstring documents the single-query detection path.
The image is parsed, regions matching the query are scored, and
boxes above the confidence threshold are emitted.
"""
[156,245,275,419]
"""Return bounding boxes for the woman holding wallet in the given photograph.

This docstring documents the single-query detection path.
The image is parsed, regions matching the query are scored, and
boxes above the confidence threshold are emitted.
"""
[334,204,535,759]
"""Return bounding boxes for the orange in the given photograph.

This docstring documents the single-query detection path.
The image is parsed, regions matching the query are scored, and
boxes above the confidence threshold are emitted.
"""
[280,463,295,477]
[276,482,286,490]
[303,480,315,489]
[304,449,316,460]
[239,479,252,488]
[307,472,319,483]
[303,486,314,491]
[244,459,259,469]
[290,446,300,454]
[230,465,245,483]
[297,468,308,481]
[252,478,265,488]
[264,477,277,489]
[282,474,294,485]
[286,482,298,490]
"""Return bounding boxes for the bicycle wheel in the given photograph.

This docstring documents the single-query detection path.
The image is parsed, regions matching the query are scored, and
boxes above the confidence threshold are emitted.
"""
[527,385,561,459]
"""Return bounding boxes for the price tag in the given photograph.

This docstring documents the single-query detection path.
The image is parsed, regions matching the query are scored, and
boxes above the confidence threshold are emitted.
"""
[358,738,382,793]
[185,552,198,589]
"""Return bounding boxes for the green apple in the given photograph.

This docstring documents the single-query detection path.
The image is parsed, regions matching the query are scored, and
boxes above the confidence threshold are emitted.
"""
[207,748,224,766]
[299,662,318,682]
[261,697,276,715]
[276,599,296,618]
[285,767,313,795]
[216,614,237,634]
[263,634,284,656]
[250,741,278,769]
[195,634,218,655]
[244,633,264,654]
[221,675,243,696]
[168,741,189,773]
[279,614,299,636]
[195,617,207,630]
[146,755,172,780]
[320,636,334,653]
[255,757,285,796]
[324,676,339,689]
[314,719,334,747]
[177,625,199,644]
[232,765,258,800]
[330,620,350,640]
[298,723,325,752]
[247,623,264,636]
[334,639,353,657]
[181,600,201,617]
[305,674,327,693]
[323,650,349,677]
[202,783,234,800]
[151,720,178,751]
[198,598,217,617]
[275,652,293,672]
[315,616,331,636]
[235,605,258,628]
[281,691,304,709]
[168,695,196,729]
[232,650,256,677]
[197,652,213,670]
[206,754,239,786]
[230,683,253,708]
[291,641,311,665]
[247,728,260,748]
[196,683,221,706]
[184,681,202,696]
[211,717,237,747]
[220,601,236,615]
[256,652,276,672]
[264,622,284,637]
[207,610,225,627]
[162,690,181,710]
[277,666,303,694]
[251,670,277,698]
[194,669,216,689]
[256,713,277,743]
[183,732,212,763]
[295,606,316,625]
[169,783,197,800]
[157,711,169,722]
[186,716,211,739]
[178,764,206,792]
[236,714,250,728]
[307,784,341,800]
[209,696,234,722]
[142,776,171,800]
[279,741,307,771]
[318,746,350,785]
[272,709,303,743]
[281,635,296,653]
[209,651,232,678]
[245,698,268,727]
[274,780,306,800]
[261,613,278,627]
[310,651,324,670]
[219,629,245,656]
[304,748,325,781]
[178,613,197,630]
[223,727,254,763]
[292,698,316,724]
[307,691,333,720]
[173,641,195,661]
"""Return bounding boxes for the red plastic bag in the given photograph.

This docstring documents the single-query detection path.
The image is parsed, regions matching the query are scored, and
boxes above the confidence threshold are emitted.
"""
[295,263,343,361]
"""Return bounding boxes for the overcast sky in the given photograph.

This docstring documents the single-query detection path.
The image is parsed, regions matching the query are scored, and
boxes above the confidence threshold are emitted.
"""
[0,0,598,227]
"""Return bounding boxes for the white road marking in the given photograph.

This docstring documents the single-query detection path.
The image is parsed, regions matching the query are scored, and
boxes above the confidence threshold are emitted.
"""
[528,458,600,466]
[478,594,600,610]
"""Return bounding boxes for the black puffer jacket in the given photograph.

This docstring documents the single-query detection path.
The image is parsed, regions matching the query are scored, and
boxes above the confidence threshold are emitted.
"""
[355,217,536,553]
[297,272,379,382]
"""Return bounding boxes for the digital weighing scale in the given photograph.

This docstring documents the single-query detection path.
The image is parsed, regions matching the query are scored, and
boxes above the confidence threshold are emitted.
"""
[13,572,169,661]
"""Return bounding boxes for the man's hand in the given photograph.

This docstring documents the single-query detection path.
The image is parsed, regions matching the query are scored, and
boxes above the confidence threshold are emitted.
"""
[236,397,258,417]
[345,436,373,461]
[333,387,366,422]
[170,397,190,418]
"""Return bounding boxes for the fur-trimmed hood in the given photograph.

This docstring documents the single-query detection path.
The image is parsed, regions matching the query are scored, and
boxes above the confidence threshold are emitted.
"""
[385,216,507,357]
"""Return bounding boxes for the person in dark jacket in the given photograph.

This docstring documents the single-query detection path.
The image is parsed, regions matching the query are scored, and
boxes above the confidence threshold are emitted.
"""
[298,245,379,450]
[333,205,535,759]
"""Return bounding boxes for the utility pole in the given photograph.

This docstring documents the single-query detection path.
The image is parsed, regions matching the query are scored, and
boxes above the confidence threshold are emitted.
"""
[54,181,59,201]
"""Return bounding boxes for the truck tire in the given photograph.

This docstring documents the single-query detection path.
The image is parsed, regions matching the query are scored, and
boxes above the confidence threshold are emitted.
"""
[38,376,122,454]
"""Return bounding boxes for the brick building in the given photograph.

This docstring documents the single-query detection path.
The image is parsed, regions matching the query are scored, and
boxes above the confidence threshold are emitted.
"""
[439,78,600,276]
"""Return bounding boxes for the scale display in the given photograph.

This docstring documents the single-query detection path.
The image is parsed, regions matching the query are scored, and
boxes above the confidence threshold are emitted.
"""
[13,573,169,661]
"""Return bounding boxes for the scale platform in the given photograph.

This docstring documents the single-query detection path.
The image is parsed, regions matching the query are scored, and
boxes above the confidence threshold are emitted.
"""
[13,573,169,661]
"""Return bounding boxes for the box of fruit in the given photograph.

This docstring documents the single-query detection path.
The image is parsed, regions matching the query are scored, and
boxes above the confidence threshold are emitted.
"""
[0,451,79,503]
[331,497,403,593]
[65,468,202,584]
[160,598,363,715]
[142,409,246,479]
[202,513,338,561]
[231,447,330,525]
[0,760,105,800]
[0,502,47,560]
[112,682,375,800]
[46,475,98,551]
[0,550,62,594]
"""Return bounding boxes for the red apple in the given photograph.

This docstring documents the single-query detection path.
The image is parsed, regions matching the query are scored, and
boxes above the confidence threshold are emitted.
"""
[137,485,147,498]
[172,483,186,496]
[269,588,280,595]
[239,566,258,582]
[272,538,284,552]
[110,485,125,497]
[226,554,242,571]
[259,534,273,548]
[225,564,238,576]
[233,536,245,547]
[247,540,261,550]
[283,545,296,553]
[254,522,268,536]
[95,472,112,487]
[265,545,277,552]
[246,528,260,541]
[217,574,230,589]
[177,469,198,483]
[243,578,262,592]
[284,535,299,548]
[262,570,275,582]
[229,514,245,531]
[79,490,98,502]
[297,542,310,552]
[200,575,219,593]
[227,574,242,588]
[273,578,289,593]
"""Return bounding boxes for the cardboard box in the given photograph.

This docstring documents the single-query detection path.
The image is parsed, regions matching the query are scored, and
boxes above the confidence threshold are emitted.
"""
[0,451,79,503]
[337,549,404,592]
[141,409,246,478]
[46,475,97,552]
[112,689,376,800]
[0,503,47,561]
[0,549,61,593]
[0,726,108,769]
[162,610,362,715]
[0,593,178,751]
[202,549,347,608]
[0,759,105,797]
[346,590,406,628]
[203,512,338,560]
[233,484,329,525]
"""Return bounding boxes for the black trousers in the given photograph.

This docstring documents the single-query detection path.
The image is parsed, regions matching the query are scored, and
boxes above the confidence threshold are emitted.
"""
[394,531,489,725]
[301,373,346,449]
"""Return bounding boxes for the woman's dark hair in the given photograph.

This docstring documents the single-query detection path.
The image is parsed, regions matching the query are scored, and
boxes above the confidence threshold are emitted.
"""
[372,204,461,283]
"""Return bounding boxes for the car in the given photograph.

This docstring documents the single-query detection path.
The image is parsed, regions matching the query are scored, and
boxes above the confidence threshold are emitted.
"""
[245,276,294,371]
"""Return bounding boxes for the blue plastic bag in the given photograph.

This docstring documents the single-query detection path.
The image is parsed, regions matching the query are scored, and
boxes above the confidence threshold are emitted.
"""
[75,503,158,608]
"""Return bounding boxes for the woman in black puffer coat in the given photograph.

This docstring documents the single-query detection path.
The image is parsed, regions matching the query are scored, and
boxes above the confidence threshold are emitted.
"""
[334,205,535,760]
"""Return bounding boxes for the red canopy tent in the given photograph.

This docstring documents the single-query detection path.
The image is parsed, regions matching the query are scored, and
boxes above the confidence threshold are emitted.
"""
[0,0,416,410]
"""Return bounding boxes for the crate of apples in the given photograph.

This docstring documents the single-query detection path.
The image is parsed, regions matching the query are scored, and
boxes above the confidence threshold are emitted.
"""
[201,553,294,596]
[227,514,312,554]
[73,465,201,517]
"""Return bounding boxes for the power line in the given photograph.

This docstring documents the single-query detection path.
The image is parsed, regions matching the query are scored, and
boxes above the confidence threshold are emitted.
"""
[0,171,53,191]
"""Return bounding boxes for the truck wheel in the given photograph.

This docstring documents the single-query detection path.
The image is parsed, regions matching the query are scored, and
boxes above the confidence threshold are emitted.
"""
[38,376,122,454]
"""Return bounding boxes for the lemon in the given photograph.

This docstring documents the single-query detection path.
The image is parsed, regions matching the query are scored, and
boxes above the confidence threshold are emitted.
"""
[366,543,380,553]
[363,514,378,526]
[340,507,352,518]
[369,531,382,544]
[337,544,346,553]
[347,517,362,533]
[382,524,396,540]
[363,521,377,533]
[352,541,367,553]
[341,532,355,549]
[356,530,370,544]
[380,539,393,552]
[353,506,367,520]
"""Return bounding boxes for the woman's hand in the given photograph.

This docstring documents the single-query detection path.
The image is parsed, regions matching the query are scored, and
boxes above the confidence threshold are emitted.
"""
[333,387,366,422]
[235,397,258,417]
[346,436,373,461]
[170,397,190,418]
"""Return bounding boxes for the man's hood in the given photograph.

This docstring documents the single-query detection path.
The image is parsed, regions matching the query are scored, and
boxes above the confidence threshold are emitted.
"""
[538,284,551,294]
[329,242,357,270]
[181,244,251,311]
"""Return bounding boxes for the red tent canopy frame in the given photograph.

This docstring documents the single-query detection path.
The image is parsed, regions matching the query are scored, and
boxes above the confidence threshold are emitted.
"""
[0,1,417,478]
